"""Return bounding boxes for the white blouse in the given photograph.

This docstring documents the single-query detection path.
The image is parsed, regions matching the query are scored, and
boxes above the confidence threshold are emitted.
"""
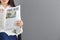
[0,5,23,36]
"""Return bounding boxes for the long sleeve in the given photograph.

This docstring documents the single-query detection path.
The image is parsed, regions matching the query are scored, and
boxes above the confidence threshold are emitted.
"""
[15,26,23,36]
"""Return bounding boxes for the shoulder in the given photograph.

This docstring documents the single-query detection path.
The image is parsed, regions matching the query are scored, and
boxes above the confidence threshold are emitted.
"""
[11,5,21,10]
[10,5,21,8]
[16,5,21,9]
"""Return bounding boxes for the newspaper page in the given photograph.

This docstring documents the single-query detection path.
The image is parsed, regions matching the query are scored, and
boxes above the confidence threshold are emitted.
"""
[4,5,23,35]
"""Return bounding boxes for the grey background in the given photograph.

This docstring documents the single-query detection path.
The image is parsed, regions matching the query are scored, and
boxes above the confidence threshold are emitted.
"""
[15,0,60,40]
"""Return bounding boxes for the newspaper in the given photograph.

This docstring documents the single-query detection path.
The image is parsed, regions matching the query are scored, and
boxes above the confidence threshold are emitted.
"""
[0,5,23,35]
[5,5,21,28]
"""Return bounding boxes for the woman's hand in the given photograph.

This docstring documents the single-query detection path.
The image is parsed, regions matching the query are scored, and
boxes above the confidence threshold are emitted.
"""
[16,20,23,28]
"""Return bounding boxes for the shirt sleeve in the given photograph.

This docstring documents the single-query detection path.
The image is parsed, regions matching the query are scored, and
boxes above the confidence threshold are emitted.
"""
[15,26,23,36]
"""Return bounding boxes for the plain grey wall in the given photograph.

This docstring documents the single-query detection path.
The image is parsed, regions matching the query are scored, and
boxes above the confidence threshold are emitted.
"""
[15,0,60,40]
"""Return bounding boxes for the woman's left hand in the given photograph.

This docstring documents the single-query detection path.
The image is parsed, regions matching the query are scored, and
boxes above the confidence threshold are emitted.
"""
[16,20,23,28]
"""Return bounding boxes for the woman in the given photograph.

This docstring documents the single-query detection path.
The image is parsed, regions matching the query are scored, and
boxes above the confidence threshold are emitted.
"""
[0,0,23,40]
